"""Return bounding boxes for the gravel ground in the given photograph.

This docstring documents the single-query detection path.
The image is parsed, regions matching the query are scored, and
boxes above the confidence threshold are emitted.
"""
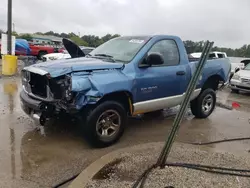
[86,142,250,188]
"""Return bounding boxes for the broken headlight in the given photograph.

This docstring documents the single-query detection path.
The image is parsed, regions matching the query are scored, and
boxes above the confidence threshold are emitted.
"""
[232,74,240,80]
[65,75,73,101]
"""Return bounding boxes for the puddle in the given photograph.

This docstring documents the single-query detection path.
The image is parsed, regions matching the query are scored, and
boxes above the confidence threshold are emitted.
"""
[93,158,124,180]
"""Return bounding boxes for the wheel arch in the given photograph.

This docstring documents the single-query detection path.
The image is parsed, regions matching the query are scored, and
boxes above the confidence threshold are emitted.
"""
[202,74,224,91]
[97,91,134,115]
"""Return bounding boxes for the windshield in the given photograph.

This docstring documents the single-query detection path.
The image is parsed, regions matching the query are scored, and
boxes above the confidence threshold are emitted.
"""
[89,36,150,62]
[244,63,250,70]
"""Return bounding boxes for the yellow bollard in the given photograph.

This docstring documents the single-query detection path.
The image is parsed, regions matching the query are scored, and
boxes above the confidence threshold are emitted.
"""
[2,55,18,76]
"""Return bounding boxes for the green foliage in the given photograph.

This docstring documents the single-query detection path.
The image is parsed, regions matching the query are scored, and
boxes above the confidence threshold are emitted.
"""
[69,35,88,46]
[6,30,250,57]
[183,40,250,58]
[12,31,19,37]
[20,34,33,41]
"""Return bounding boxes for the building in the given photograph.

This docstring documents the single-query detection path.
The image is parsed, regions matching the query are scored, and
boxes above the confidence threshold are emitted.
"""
[31,34,63,46]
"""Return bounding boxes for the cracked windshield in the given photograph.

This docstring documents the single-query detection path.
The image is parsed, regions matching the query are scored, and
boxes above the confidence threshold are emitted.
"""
[0,0,250,188]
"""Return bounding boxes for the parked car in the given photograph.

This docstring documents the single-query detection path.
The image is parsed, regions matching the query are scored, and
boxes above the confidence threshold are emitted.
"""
[0,39,31,57]
[42,40,95,62]
[189,51,227,59]
[230,63,250,93]
[29,43,65,60]
[20,35,231,147]
[229,58,250,81]
[41,50,71,61]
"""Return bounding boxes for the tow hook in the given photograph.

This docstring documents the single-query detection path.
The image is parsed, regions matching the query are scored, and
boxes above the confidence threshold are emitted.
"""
[31,112,48,126]
[40,114,47,126]
[31,113,48,135]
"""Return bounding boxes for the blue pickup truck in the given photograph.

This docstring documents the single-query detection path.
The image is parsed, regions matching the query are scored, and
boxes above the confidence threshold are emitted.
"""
[20,35,231,147]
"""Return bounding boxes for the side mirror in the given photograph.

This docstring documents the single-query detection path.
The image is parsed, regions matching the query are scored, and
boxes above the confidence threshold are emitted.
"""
[235,67,240,73]
[146,53,164,66]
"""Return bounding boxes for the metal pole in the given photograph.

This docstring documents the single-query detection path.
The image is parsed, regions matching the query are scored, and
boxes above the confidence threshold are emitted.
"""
[12,23,15,32]
[156,41,214,168]
[7,0,12,55]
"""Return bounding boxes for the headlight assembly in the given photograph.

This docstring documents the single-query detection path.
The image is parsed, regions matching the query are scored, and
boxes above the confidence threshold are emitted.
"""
[65,75,73,101]
[232,74,240,80]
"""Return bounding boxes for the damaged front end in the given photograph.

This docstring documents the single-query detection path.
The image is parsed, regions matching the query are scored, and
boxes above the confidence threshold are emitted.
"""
[20,68,101,125]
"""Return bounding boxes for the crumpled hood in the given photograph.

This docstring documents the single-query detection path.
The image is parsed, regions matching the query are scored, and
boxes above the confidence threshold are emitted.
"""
[236,70,250,78]
[25,57,124,77]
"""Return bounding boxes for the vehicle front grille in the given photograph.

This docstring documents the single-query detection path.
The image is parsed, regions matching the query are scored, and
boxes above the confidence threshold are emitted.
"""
[22,70,67,100]
[29,72,48,98]
[241,78,250,84]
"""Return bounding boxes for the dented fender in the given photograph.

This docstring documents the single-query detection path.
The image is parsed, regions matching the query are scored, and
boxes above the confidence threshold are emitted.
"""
[71,69,134,110]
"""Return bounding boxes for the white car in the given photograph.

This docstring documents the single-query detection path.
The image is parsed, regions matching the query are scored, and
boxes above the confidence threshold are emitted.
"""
[42,50,71,61]
[230,63,250,93]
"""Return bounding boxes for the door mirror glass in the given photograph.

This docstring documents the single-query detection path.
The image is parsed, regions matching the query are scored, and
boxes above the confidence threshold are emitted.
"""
[146,53,164,66]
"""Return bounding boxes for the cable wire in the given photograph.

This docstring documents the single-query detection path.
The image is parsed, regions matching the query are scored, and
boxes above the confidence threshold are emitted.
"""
[132,136,250,188]
[190,137,250,145]
[132,162,250,188]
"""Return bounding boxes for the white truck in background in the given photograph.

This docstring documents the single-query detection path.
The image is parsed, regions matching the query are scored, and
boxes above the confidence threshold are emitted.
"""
[189,51,227,59]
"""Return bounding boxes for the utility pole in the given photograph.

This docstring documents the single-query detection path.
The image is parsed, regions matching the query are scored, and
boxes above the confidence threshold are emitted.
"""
[7,0,12,55]
[12,22,15,32]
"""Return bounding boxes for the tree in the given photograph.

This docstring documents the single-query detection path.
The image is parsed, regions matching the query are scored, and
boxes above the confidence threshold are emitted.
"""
[70,36,88,46]
[34,32,43,35]
[20,34,33,41]
[44,31,55,36]
[60,32,69,38]
[12,31,19,37]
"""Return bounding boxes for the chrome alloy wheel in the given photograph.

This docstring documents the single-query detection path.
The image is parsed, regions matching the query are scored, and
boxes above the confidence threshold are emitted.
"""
[96,109,121,141]
[202,94,214,114]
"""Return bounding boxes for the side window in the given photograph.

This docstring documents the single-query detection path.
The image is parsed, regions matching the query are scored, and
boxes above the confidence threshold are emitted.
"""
[148,40,180,66]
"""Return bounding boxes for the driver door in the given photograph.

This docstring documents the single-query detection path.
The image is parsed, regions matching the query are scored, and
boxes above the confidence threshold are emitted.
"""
[134,39,187,114]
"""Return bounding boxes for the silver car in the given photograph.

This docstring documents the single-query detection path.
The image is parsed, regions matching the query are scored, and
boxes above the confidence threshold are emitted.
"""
[230,63,250,93]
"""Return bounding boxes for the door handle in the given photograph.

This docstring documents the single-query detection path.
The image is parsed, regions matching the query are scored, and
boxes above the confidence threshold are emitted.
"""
[176,71,186,76]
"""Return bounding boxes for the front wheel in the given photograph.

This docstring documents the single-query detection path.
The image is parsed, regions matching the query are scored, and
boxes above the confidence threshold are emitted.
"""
[190,88,216,118]
[83,101,127,148]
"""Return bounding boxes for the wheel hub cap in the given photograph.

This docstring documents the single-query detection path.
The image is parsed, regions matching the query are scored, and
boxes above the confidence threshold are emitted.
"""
[96,110,121,138]
[202,94,213,114]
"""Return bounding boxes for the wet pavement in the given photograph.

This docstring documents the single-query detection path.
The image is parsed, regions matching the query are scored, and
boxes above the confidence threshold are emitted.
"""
[0,76,250,188]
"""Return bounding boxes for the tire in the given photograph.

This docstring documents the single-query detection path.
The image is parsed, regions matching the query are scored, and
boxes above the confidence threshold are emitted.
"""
[190,88,216,119]
[231,89,239,94]
[37,51,47,60]
[83,101,127,148]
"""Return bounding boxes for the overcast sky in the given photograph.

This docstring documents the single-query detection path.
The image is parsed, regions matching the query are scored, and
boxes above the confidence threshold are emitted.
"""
[0,0,249,48]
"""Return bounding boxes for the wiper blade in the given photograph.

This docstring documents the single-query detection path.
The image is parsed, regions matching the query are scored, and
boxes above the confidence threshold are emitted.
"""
[93,53,116,62]
[85,54,92,57]
[94,53,113,58]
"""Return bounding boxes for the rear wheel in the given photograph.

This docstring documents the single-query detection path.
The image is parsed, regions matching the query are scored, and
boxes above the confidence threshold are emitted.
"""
[82,101,127,148]
[190,88,216,118]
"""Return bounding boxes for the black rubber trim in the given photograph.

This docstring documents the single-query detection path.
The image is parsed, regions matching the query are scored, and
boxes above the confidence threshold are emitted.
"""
[20,90,41,111]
